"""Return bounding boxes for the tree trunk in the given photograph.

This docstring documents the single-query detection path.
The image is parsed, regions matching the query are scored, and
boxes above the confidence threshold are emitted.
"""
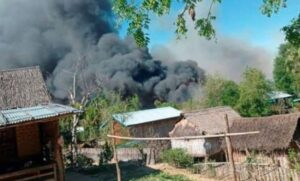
[71,114,79,167]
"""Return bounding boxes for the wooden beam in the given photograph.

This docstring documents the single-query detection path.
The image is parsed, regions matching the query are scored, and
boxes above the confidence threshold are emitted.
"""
[111,122,121,181]
[224,114,237,181]
[107,131,259,141]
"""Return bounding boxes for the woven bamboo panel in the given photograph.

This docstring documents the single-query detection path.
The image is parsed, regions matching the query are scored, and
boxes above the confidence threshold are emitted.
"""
[16,124,41,158]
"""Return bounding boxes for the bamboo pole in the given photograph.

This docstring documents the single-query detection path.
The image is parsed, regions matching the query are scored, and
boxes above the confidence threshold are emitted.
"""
[224,114,237,181]
[107,131,259,141]
[111,122,121,181]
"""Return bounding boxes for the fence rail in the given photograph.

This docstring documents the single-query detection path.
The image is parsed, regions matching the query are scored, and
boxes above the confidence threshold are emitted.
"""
[192,163,300,181]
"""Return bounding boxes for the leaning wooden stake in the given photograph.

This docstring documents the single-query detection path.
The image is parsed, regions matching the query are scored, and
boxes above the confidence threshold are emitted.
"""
[111,123,122,181]
[224,114,238,181]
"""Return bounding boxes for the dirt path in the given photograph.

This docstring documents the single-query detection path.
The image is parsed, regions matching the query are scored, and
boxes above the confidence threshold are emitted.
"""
[148,163,217,181]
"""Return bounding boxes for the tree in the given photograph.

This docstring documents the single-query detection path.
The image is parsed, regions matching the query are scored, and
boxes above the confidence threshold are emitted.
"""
[204,74,240,108]
[81,92,140,141]
[236,68,273,117]
[283,13,300,47]
[273,43,300,95]
[113,0,288,47]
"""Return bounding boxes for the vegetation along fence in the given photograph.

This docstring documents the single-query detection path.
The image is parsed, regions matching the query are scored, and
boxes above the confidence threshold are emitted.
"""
[192,163,300,181]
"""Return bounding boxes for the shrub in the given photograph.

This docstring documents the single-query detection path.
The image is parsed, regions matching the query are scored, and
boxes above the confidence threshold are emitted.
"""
[99,141,113,166]
[160,149,193,168]
[77,154,94,168]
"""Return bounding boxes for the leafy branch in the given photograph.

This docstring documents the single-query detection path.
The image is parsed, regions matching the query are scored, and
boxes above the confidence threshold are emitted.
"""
[113,0,289,47]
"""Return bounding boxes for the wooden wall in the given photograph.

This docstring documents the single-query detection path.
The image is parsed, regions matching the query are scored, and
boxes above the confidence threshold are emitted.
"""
[0,128,16,161]
[16,124,41,158]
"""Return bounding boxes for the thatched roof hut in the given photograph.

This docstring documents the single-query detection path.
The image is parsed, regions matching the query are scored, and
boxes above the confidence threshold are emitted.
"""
[169,107,240,158]
[0,66,79,181]
[170,106,241,137]
[229,113,300,152]
[0,66,50,110]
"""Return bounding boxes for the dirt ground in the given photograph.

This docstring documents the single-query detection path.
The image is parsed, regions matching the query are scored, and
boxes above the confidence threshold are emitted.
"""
[148,163,217,181]
[66,163,218,181]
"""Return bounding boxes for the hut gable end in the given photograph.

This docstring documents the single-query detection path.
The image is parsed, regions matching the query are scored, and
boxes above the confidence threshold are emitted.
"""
[0,66,50,110]
[170,106,241,137]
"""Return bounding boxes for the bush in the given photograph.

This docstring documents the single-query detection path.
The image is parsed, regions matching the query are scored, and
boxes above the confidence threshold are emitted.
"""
[77,154,94,168]
[99,141,113,166]
[160,149,193,168]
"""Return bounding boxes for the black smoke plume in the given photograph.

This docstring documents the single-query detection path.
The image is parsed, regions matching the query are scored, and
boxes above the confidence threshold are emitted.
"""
[0,0,205,103]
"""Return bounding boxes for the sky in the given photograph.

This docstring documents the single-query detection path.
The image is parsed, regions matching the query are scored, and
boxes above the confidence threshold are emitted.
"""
[118,0,299,80]
[119,0,299,53]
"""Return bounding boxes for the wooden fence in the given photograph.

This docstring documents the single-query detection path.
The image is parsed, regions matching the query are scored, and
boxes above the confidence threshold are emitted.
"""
[192,163,300,181]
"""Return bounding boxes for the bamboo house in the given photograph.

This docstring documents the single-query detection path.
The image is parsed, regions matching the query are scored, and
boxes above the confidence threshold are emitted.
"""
[0,67,80,181]
[229,113,300,167]
[169,107,241,158]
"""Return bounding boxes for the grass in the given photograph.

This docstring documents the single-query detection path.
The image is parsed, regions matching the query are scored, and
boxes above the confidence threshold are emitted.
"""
[129,172,191,181]
[67,162,191,181]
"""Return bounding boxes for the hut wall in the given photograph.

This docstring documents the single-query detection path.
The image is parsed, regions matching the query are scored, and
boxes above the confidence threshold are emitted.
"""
[113,122,130,145]
[171,139,206,157]
[16,124,41,158]
[0,128,16,161]
[129,118,180,138]
[171,138,222,157]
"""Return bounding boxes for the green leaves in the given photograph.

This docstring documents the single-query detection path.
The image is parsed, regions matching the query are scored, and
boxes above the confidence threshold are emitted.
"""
[113,0,220,47]
[113,0,292,47]
[261,0,287,17]
[282,14,300,47]
[195,17,216,40]
[236,68,273,117]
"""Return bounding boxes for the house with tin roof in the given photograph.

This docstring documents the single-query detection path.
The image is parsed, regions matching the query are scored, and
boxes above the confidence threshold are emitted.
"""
[0,67,80,181]
[112,107,182,164]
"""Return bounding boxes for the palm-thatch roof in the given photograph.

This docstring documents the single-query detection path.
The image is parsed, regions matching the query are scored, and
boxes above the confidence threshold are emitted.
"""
[229,113,300,152]
[0,66,50,110]
[169,106,241,137]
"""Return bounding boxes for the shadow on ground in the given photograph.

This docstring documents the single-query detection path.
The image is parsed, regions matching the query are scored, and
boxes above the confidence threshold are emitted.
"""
[66,161,159,181]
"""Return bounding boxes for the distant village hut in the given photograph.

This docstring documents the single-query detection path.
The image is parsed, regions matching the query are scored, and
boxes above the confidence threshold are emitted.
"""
[0,67,80,181]
[229,113,300,167]
[169,107,241,158]
[112,107,182,164]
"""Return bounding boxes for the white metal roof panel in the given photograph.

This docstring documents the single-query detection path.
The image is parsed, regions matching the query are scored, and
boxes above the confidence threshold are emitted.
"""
[112,107,181,126]
[0,103,81,126]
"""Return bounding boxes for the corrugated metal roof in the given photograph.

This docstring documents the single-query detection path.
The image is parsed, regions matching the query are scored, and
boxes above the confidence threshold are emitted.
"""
[268,91,292,100]
[112,107,181,126]
[0,104,81,126]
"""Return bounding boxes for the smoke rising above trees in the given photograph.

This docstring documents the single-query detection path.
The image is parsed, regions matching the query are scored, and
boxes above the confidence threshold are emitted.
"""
[0,0,205,103]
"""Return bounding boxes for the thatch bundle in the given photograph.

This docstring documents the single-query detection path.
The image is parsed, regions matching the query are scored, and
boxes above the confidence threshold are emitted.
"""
[229,113,300,152]
[0,66,50,110]
[170,107,241,137]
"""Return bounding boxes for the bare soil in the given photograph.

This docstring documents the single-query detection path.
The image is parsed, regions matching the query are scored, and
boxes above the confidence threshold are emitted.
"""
[148,163,217,181]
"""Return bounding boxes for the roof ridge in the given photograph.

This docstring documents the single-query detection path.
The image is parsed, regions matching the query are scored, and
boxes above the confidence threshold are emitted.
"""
[184,106,234,114]
[0,66,40,73]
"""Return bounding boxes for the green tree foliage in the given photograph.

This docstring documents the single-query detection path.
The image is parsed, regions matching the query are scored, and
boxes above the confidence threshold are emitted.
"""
[283,13,300,47]
[204,74,240,107]
[236,68,273,117]
[113,0,288,47]
[273,43,300,95]
[79,92,141,142]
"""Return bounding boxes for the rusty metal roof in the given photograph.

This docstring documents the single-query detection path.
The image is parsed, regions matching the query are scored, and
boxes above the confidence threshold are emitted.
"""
[0,104,81,126]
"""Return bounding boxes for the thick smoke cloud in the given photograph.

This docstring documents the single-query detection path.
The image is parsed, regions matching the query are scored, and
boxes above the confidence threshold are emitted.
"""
[0,0,205,103]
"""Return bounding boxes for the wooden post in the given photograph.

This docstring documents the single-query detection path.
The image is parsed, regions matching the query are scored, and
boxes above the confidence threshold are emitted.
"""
[111,122,122,181]
[224,114,237,181]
